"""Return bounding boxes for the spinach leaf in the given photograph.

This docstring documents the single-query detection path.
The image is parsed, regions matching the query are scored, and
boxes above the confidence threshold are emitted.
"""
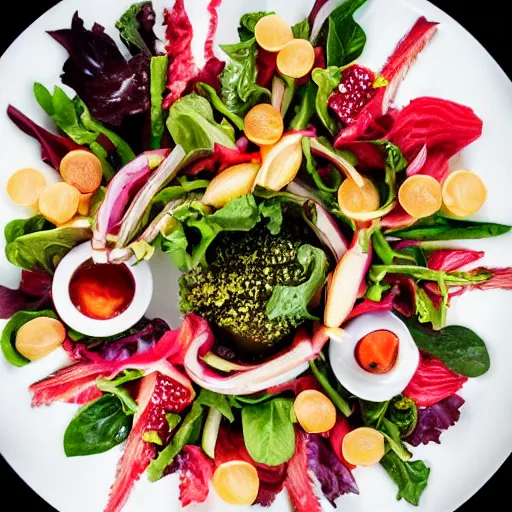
[386,214,512,241]
[380,451,430,506]
[196,389,234,422]
[229,394,274,407]
[238,11,275,41]
[76,99,136,166]
[312,67,341,135]
[1,310,57,367]
[196,82,245,131]
[64,395,131,457]
[207,194,260,230]
[150,56,169,149]
[241,398,296,466]
[289,82,317,131]
[147,402,203,481]
[325,0,368,66]
[292,18,310,39]
[167,93,236,152]
[380,418,412,461]
[302,137,341,193]
[266,244,328,323]
[96,369,144,415]
[400,316,490,377]
[5,216,52,244]
[311,359,352,417]
[153,178,210,206]
[259,199,284,235]
[388,396,418,437]
[220,38,271,116]
[5,223,91,273]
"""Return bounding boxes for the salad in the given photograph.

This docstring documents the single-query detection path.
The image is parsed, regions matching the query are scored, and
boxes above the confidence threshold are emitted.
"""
[1,0,512,511]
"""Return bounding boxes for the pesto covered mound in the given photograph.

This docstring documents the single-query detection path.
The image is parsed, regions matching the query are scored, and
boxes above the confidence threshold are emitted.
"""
[179,227,315,351]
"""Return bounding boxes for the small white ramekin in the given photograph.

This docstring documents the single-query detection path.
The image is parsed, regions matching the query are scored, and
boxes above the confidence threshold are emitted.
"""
[52,242,153,337]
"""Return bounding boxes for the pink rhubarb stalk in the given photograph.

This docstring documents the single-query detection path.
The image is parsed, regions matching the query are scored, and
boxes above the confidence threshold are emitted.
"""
[324,229,373,327]
[335,17,439,146]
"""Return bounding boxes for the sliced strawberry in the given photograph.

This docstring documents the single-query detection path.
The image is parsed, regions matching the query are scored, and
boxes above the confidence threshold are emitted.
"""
[105,363,194,512]
[285,429,322,512]
[328,65,377,126]
[335,17,439,146]
[215,427,287,507]
[177,446,214,507]
[404,352,467,407]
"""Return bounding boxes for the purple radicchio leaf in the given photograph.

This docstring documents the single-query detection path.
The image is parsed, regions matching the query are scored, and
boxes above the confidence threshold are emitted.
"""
[307,434,359,505]
[48,12,150,127]
[64,318,170,363]
[0,270,52,320]
[406,395,465,447]
[7,105,82,170]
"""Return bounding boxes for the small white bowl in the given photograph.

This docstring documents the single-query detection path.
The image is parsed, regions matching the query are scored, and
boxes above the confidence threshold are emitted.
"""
[52,242,153,337]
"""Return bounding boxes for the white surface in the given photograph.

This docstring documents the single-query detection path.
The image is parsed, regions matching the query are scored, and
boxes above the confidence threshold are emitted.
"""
[1,0,512,511]
[52,242,153,337]
[329,312,420,402]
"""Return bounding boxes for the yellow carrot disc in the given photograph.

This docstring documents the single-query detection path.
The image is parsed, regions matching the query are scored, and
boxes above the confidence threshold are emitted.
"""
[245,104,284,146]
[276,39,316,79]
[202,163,260,209]
[442,169,487,218]
[342,427,385,466]
[254,14,294,52]
[60,150,103,194]
[15,317,66,361]
[398,175,442,219]
[294,390,337,434]
[7,168,47,207]
[338,177,380,216]
[38,182,80,225]
[212,461,260,505]
[78,193,93,216]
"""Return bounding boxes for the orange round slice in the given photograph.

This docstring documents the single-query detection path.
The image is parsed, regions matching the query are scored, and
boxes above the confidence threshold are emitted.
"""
[78,193,93,216]
[276,39,316,79]
[442,169,487,218]
[342,427,385,466]
[7,168,47,207]
[202,163,260,208]
[38,182,80,225]
[398,175,442,219]
[294,390,337,434]
[244,104,284,146]
[338,177,380,216]
[60,150,103,194]
[15,317,66,361]
[254,14,294,52]
[212,461,260,505]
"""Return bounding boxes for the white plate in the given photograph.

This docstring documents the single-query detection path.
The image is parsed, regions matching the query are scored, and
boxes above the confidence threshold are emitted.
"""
[1,0,512,511]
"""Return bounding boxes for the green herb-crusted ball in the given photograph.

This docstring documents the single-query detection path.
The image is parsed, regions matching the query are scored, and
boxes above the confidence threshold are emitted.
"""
[179,227,308,353]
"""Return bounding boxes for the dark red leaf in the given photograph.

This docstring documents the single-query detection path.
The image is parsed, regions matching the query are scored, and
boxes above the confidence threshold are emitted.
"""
[176,446,214,507]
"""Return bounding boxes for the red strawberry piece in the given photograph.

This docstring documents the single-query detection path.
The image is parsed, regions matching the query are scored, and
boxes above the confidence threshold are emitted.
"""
[177,446,214,507]
[328,64,377,126]
[105,364,195,512]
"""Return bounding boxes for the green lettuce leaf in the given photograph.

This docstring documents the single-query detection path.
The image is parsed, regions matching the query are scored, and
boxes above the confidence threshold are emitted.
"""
[266,244,328,323]
[196,389,234,422]
[167,93,236,152]
[289,82,317,130]
[292,18,310,39]
[96,369,144,415]
[196,82,245,130]
[241,398,296,466]
[312,67,341,135]
[238,11,275,40]
[220,38,271,115]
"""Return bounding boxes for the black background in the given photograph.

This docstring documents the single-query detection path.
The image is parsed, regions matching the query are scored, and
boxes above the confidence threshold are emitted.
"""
[0,1,509,511]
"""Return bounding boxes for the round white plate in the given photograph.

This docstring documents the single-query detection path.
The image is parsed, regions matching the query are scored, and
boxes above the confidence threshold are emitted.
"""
[1,0,511,511]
